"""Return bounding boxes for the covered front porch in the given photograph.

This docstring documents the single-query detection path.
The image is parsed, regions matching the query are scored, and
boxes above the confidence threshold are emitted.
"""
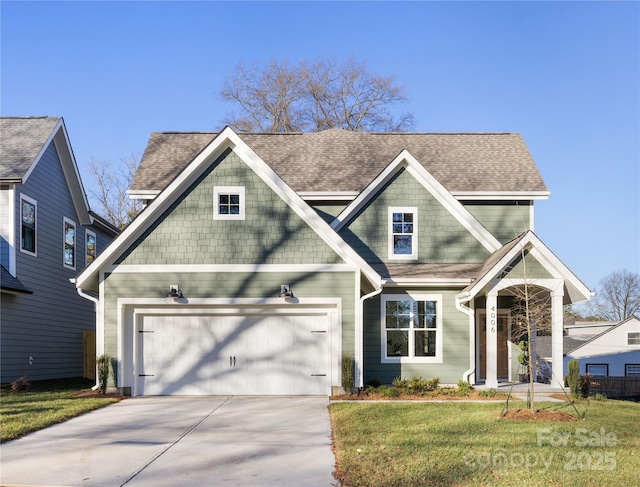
[456,232,593,390]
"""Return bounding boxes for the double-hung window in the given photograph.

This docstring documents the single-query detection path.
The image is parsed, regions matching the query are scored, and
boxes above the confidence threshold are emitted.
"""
[86,230,96,265]
[586,364,608,376]
[213,186,245,220]
[381,294,442,363]
[628,332,640,346]
[20,194,37,256]
[625,364,640,377]
[63,217,76,269]
[389,207,417,259]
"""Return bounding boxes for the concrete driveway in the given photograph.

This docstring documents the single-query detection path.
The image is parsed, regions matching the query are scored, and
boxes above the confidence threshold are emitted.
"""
[0,396,337,487]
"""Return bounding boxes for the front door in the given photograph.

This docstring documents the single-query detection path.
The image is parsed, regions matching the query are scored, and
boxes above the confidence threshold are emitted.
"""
[478,312,509,380]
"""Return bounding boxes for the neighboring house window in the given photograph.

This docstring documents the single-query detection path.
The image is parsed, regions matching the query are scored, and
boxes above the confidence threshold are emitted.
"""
[586,364,608,376]
[86,230,96,265]
[381,294,442,363]
[213,186,245,220]
[63,217,76,269]
[628,332,640,346]
[20,194,37,256]
[388,207,417,260]
[625,364,640,377]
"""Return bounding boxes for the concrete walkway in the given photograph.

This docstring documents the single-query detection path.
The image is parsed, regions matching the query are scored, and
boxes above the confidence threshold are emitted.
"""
[0,396,336,487]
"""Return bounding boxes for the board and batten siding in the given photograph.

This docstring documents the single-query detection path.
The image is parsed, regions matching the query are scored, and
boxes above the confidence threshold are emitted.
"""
[0,142,111,382]
[464,201,531,244]
[339,168,490,265]
[101,271,356,385]
[362,288,471,385]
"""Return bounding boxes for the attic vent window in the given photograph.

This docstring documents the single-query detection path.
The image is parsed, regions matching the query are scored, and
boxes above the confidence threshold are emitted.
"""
[214,186,245,220]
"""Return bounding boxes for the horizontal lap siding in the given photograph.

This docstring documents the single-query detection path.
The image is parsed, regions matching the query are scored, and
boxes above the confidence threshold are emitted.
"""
[363,289,470,385]
[102,271,356,364]
[0,142,108,382]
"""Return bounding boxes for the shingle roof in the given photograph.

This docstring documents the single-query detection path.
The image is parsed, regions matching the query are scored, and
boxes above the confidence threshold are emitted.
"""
[0,117,61,181]
[371,263,484,281]
[131,129,548,194]
[536,335,589,358]
[0,265,33,294]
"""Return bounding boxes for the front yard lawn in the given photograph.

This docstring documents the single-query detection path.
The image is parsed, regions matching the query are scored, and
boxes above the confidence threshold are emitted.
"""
[330,400,640,487]
[0,378,122,443]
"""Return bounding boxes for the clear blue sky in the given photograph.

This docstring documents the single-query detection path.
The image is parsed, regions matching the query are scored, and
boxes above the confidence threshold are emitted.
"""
[2,1,638,293]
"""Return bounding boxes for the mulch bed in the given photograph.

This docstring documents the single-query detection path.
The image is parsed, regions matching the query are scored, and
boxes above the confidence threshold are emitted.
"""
[330,391,508,401]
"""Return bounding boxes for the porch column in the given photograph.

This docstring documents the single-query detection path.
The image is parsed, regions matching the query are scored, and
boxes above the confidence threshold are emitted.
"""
[485,290,499,389]
[551,289,565,389]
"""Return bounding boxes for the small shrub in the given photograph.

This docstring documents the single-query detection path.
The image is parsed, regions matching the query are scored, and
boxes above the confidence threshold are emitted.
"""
[10,376,30,392]
[457,379,472,396]
[367,376,382,388]
[593,393,607,401]
[567,359,579,397]
[409,376,427,392]
[392,377,408,389]
[426,377,440,391]
[97,354,111,394]
[342,354,354,392]
[578,373,597,398]
[377,385,400,398]
[435,387,456,396]
[478,388,498,398]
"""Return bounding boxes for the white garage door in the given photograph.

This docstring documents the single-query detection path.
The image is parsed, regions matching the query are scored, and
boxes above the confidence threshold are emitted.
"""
[137,313,329,395]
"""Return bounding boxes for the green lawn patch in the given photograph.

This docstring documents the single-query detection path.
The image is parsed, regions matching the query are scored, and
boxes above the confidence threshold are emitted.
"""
[1,377,121,443]
[330,400,640,487]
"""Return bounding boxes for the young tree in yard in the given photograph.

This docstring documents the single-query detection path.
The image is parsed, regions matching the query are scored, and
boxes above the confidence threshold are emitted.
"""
[590,269,640,321]
[220,56,415,133]
[87,153,143,230]
[509,280,552,413]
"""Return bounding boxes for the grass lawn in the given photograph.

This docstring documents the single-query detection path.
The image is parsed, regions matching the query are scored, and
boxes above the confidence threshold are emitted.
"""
[0,377,121,443]
[330,399,640,487]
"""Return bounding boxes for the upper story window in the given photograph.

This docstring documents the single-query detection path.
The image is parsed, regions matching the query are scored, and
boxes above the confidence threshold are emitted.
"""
[213,186,245,220]
[20,194,37,256]
[63,217,76,270]
[86,230,96,265]
[381,294,442,363]
[628,332,640,346]
[388,207,417,260]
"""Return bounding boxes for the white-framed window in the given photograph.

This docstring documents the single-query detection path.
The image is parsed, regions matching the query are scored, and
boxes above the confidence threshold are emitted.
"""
[388,207,417,260]
[63,217,76,270]
[20,194,37,256]
[213,186,245,220]
[625,364,640,377]
[381,293,442,363]
[586,364,608,376]
[628,332,640,346]
[86,230,96,266]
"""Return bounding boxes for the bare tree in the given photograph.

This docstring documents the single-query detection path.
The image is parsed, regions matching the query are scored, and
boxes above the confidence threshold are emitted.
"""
[590,269,640,321]
[220,56,415,132]
[87,153,143,230]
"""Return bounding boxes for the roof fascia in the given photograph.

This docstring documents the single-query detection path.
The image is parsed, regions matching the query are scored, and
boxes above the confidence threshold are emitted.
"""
[452,191,550,201]
[457,231,593,303]
[332,149,502,253]
[127,189,160,200]
[52,120,92,225]
[76,127,382,291]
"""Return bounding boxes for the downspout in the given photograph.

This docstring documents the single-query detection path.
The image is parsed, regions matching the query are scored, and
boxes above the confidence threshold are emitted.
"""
[71,279,101,391]
[456,293,476,384]
[356,284,385,388]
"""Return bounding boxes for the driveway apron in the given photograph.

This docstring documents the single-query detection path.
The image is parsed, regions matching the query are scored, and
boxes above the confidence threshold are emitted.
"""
[0,396,336,487]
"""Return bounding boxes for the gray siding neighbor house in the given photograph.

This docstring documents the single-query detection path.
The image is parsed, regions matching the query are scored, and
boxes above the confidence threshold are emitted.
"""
[1,116,118,383]
[75,127,593,396]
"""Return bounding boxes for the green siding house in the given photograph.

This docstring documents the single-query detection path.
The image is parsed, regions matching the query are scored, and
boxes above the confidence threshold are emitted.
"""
[75,128,592,395]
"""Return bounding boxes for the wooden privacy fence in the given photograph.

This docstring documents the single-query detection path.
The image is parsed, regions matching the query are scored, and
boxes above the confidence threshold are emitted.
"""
[590,376,640,398]
[83,331,96,380]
